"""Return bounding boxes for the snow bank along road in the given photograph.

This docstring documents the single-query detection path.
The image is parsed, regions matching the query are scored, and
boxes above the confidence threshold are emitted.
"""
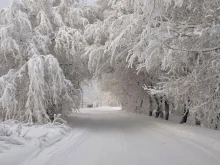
[2,109,220,165]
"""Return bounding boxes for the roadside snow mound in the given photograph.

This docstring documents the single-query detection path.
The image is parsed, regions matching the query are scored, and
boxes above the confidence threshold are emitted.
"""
[0,120,71,153]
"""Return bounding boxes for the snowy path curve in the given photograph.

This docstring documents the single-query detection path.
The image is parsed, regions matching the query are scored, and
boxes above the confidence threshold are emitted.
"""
[3,109,220,165]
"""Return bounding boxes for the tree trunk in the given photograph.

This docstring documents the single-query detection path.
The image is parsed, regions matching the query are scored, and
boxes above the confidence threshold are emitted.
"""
[149,96,153,116]
[215,115,219,130]
[155,108,160,118]
[159,96,164,119]
[160,110,164,119]
[180,105,189,124]
[149,111,153,116]
[154,96,161,118]
[164,99,169,120]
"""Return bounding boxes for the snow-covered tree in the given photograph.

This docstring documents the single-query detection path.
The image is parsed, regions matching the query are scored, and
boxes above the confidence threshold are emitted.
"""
[84,0,220,129]
[96,63,150,113]
[101,92,121,107]
[1,0,220,130]
[133,0,220,129]
[0,0,99,123]
[113,0,220,128]
[84,0,157,114]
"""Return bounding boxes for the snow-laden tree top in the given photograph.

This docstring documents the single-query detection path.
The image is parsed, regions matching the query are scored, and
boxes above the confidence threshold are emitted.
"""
[0,0,101,123]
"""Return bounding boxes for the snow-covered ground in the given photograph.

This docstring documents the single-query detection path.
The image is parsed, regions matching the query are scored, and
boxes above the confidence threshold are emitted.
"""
[1,108,220,165]
[0,120,71,165]
[80,106,122,111]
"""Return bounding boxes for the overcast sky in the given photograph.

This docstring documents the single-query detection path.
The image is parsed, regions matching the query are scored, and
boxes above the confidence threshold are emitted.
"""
[0,0,94,8]
[0,0,10,8]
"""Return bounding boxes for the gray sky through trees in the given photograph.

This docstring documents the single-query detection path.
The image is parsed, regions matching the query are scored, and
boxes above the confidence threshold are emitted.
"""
[0,0,10,8]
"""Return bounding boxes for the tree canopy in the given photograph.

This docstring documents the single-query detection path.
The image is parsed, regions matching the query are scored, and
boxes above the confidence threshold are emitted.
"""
[1,0,220,129]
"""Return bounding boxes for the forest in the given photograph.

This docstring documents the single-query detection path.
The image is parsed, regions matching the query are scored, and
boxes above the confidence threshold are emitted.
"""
[0,0,220,130]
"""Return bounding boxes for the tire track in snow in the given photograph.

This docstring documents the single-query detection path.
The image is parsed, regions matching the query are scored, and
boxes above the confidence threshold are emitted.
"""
[19,128,89,165]
[16,110,220,165]
[45,128,81,155]
[146,126,220,165]
[137,126,199,165]
[180,138,220,164]
[45,128,89,165]
[19,133,70,165]
[120,131,127,155]
[60,129,89,155]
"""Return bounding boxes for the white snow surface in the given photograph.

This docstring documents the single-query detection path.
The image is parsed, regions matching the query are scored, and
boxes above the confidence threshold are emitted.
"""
[0,120,71,165]
[80,106,122,111]
[1,108,220,165]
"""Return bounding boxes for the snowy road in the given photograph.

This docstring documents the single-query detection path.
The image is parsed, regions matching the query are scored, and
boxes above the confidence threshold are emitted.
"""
[4,109,220,165]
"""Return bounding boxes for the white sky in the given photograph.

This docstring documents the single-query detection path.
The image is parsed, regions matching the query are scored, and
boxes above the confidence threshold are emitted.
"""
[87,0,94,5]
[0,0,94,8]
